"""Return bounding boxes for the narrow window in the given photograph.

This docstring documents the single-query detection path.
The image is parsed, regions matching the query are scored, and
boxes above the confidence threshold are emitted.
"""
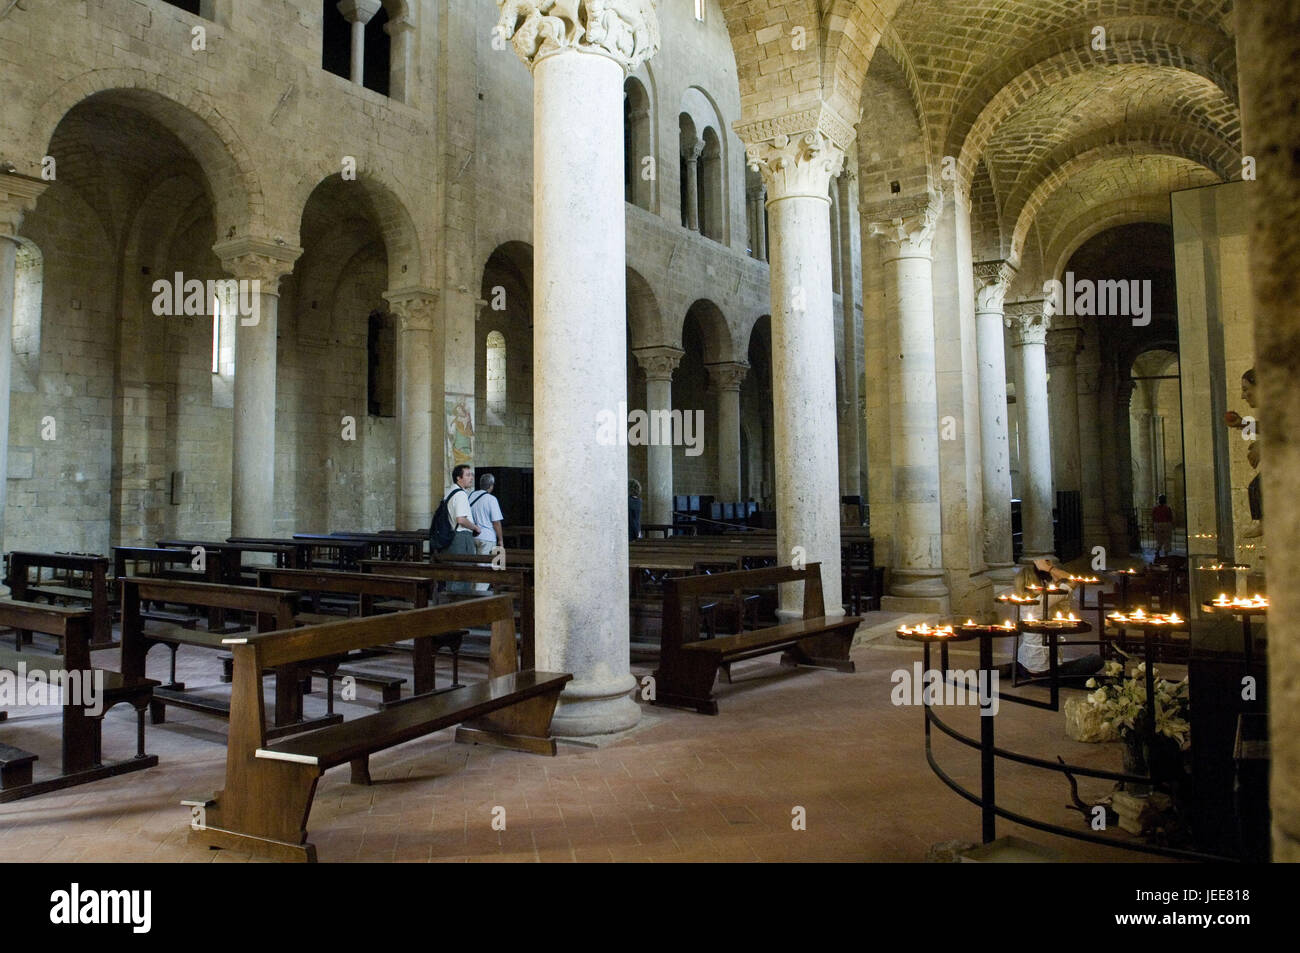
[486,330,507,422]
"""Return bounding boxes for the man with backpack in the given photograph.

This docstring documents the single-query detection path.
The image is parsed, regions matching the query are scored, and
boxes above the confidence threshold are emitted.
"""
[431,464,481,591]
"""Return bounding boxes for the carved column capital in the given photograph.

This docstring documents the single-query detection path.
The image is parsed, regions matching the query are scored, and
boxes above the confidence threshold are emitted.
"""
[1007,298,1052,347]
[707,361,749,393]
[212,237,302,292]
[385,287,439,332]
[0,171,47,240]
[495,0,660,74]
[633,345,683,381]
[337,0,382,24]
[865,192,942,259]
[736,104,852,202]
[973,259,1017,314]
[681,141,704,163]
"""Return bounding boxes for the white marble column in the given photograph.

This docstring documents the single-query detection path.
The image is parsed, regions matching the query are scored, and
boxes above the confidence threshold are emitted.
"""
[869,195,947,598]
[682,143,702,232]
[385,288,437,530]
[708,361,748,501]
[214,238,302,539]
[338,0,382,86]
[1046,326,1083,496]
[740,112,851,618]
[974,260,1016,579]
[1008,299,1055,561]
[634,346,682,528]
[496,1,658,735]
[0,174,46,594]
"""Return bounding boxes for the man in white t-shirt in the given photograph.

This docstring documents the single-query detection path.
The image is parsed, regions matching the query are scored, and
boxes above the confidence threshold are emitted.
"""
[442,464,480,592]
[469,473,505,592]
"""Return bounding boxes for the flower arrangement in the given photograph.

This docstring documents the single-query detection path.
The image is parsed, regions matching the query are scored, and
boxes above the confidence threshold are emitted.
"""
[1083,656,1191,750]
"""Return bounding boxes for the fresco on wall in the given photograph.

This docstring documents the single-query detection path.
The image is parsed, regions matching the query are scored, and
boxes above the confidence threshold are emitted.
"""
[446,395,475,470]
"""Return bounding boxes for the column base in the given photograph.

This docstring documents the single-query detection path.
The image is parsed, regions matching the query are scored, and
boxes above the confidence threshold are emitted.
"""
[549,674,640,738]
[985,562,1019,584]
[889,569,949,599]
[880,594,952,615]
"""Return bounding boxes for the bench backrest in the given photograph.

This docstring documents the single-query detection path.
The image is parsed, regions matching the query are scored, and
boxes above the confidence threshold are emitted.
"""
[118,577,298,679]
[661,563,826,653]
[0,602,95,669]
[223,596,518,751]
[255,567,430,609]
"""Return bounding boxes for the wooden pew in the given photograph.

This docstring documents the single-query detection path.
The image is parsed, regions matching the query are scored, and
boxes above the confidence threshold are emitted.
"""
[254,567,459,696]
[118,577,332,733]
[0,602,158,802]
[113,546,240,632]
[652,562,861,715]
[5,551,114,649]
[188,596,571,862]
[359,561,535,670]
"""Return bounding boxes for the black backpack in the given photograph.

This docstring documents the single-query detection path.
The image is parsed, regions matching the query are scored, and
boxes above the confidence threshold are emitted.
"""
[430,487,466,552]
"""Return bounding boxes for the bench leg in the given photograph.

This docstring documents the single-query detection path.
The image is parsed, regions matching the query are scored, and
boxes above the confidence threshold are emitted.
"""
[456,690,564,755]
[784,627,858,673]
[651,655,723,715]
[350,757,371,785]
[0,760,34,789]
[194,761,321,862]
[150,699,167,725]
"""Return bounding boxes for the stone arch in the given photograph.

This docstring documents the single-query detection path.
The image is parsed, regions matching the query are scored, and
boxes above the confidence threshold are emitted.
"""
[1045,198,1172,284]
[290,168,422,289]
[683,299,734,365]
[823,0,901,124]
[856,44,933,208]
[29,72,265,238]
[627,267,665,350]
[716,0,824,122]
[950,25,1239,188]
[1010,148,1221,263]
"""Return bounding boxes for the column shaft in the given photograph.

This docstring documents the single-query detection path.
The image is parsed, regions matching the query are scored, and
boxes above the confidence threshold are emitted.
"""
[387,291,436,530]
[231,290,280,537]
[532,49,637,735]
[0,239,16,574]
[684,149,701,232]
[708,362,747,502]
[1010,302,1054,560]
[974,286,1013,574]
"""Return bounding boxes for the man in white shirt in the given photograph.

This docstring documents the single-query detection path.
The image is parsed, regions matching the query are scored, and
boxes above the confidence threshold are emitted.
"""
[443,464,480,592]
[469,473,505,592]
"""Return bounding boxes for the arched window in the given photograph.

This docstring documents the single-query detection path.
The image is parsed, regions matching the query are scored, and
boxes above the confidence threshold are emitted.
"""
[624,78,653,211]
[322,1,406,101]
[486,330,507,423]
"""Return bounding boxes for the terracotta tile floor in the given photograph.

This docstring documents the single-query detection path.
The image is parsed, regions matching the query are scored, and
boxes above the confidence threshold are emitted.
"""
[0,624,1177,863]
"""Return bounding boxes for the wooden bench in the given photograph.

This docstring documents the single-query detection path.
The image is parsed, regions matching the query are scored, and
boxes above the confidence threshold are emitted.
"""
[188,595,571,862]
[6,551,113,649]
[118,577,332,732]
[0,602,158,802]
[359,562,535,670]
[254,567,458,697]
[651,562,861,715]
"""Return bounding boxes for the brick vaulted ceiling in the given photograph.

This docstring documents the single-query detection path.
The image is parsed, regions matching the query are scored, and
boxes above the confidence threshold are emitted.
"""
[716,0,1239,269]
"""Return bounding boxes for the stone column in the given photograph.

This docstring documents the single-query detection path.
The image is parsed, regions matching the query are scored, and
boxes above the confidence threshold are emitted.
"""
[385,288,437,530]
[836,170,862,498]
[739,110,852,617]
[0,173,46,594]
[1237,0,1300,863]
[633,346,682,528]
[868,194,947,599]
[1008,299,1054,561]
[682,142,702,232]
[384,13,414,103]
[1130,382,1155,515]
[974,260,1016,580]
[1076,330,1106,547]
[1046,325,1083,496]
[708,361,748,501]
[338,0,382,86]
[496,1,658,736]
[213,237,302,539]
